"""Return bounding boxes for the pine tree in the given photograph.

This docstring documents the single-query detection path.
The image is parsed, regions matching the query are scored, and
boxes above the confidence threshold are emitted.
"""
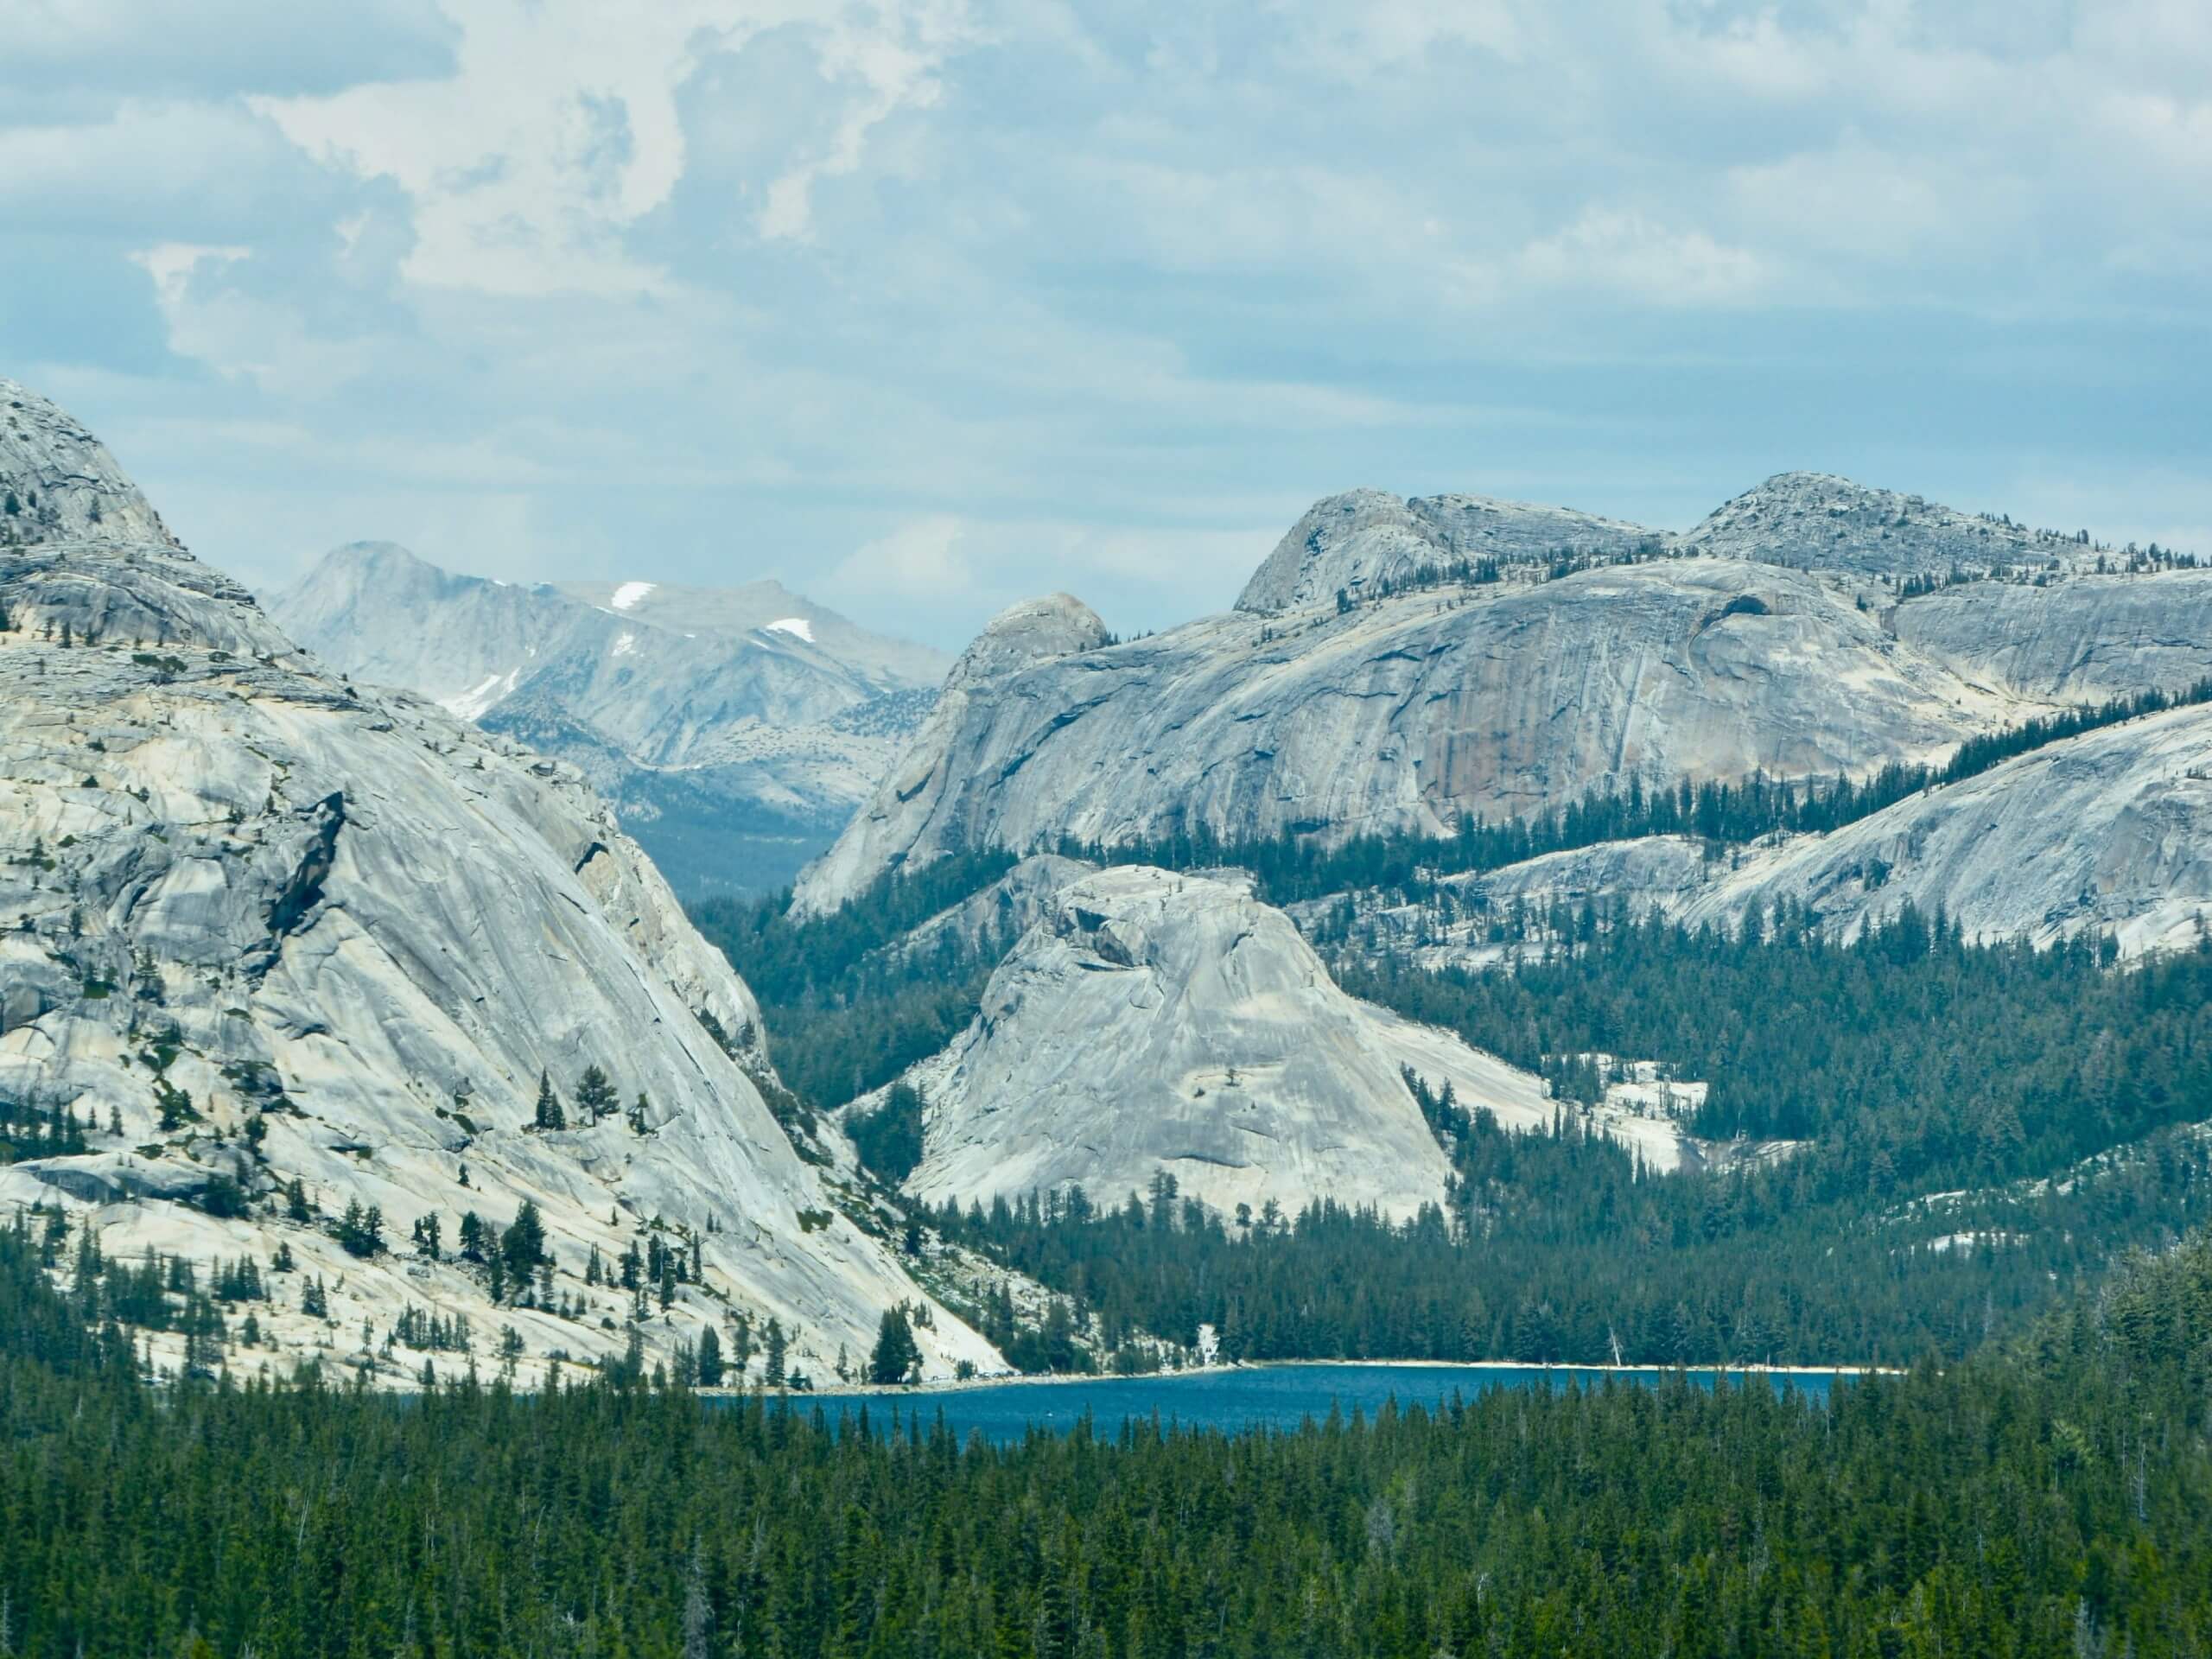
[765,1316,787,1388]
[869,1306,923,1386]
[532,1071,566,1132]
[575,1064,617,1123]
[696,1323,724,1388]
[502,1199,547,1283]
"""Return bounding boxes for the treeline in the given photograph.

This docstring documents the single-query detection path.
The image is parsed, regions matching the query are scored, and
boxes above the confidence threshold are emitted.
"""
[1,1211,2209,1655]
[915,912,2212,1367]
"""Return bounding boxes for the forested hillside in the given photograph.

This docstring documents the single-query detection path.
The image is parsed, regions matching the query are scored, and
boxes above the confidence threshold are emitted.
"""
[1,1214,2207,1656]
[703,852,2212,1370]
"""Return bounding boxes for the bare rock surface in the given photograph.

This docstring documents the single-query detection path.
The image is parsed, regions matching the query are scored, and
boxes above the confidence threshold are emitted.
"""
[797,560,2024,913]
[1680,472,2088,578]
[1891,571,2212,701]
[870,866,1720,1219]
[0,375,1001,1386]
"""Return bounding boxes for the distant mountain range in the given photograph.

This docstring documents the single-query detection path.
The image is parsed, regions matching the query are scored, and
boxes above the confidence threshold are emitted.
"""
[269,543,950,899]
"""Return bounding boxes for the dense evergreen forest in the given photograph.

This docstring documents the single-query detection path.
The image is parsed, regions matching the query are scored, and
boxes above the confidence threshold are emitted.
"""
[931,1097,2210,1368]
[3,1214,2208,1656]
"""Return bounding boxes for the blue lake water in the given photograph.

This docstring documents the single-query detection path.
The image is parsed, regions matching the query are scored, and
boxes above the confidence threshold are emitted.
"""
[794,1363,1841,1444]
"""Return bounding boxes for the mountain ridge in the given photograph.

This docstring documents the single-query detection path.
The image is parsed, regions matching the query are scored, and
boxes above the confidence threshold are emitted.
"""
[270,541,952,898]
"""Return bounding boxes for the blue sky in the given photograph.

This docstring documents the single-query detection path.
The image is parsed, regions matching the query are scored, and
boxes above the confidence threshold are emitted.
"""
[5,0,2209,648]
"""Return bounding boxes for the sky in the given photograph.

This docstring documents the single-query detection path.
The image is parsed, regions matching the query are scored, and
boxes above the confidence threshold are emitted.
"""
[4,0,2209,650]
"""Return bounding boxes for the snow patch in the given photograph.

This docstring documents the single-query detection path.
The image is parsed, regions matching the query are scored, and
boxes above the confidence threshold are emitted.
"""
[764,616,816,643]
[440,668,520,720]
[610,581,657,612]
[613,631,637,658]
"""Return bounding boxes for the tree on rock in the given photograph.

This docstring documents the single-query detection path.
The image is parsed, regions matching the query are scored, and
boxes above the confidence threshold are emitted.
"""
[337,1199,385,1258]
[532,1071,566,1131]
[869,1306,923,1386]
[501,1199,547,1284]
[575,1065,617,1124]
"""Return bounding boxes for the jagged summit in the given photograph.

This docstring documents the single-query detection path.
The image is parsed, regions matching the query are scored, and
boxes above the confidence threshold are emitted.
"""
[1681,470,2083,577]
[1,376,181,552]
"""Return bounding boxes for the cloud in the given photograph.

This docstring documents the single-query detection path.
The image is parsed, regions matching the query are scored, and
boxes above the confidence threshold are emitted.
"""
[831,516,972,598]
[1458,207,1771,308]
[757,3,979,240]
[249,0,979,293]
[129,243,382,397]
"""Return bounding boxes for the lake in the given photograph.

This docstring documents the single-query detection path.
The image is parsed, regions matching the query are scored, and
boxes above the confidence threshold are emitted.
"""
[793,1363,1844,1444]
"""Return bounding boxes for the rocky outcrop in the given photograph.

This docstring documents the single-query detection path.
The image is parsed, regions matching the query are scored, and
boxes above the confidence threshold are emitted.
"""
[269,543,950,897]
[1681,473,2085,578]
[0,376,1001,1386]
[796,559,2024,913]
[1,378,181,550]
[868,866,1718,1219]
[1311,702,2212,965]
[1235,489,1659,614]
[794,594,1111,913]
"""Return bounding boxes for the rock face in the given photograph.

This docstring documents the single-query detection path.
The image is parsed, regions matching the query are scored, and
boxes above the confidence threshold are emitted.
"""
[1680,473,2085,578]
[1316,702,2212,965]
[873,865,1718,1219]
[0,376,1000,1386]
[796,559,2021,913]
[796,467,2206,917]
[270,543,950,899]
[1,379,181,550]
[1891,572,2212,701]
[794,594,1111,913]
[1685,701,2212,955]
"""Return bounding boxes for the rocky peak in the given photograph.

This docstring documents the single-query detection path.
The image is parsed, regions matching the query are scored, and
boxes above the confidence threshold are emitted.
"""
[1,376,181,551]
[1234,491,1441,613]
[946,593,1109,689]
[1,373,1004,1386]
[1681,471,2075,577]
[882,864,1478,1219]
[1235,487,1660,613]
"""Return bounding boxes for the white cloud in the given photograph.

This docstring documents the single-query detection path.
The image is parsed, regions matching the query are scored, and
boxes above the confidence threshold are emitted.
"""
[251,0,977,293]
[831,516,971,598]
[1465,207,1770,308]
[129,244,379,397]
[758,3,978,239]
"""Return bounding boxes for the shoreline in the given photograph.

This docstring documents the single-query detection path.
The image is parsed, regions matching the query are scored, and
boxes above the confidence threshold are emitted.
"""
[727,1354,1899,1401]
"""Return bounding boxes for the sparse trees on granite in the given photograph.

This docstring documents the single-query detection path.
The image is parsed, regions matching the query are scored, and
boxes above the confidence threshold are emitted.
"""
[531,1071,565,1132]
